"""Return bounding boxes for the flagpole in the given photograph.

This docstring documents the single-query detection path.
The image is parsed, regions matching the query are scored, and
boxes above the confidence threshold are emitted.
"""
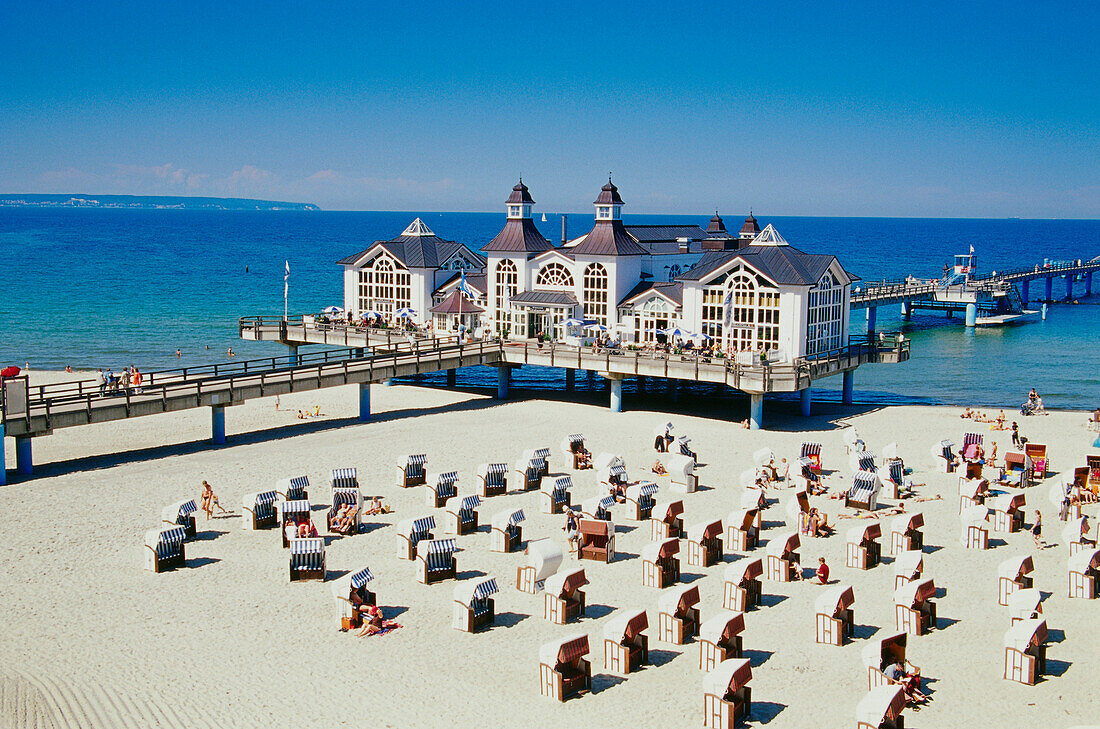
[283,260,289,322]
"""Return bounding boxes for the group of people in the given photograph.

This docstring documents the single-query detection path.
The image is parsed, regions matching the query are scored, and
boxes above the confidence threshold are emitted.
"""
[1022,388,1048,416]
[200,481,229,519]
[95,366,143,395]
[284,515,319,541]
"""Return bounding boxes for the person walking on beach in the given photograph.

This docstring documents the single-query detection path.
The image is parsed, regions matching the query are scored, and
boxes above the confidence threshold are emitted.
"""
[200,480,228,519]
[1031,510,1043,548]
[1011,422,1022,449]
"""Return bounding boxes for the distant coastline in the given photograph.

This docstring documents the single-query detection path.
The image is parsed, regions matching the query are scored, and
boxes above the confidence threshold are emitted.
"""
[0,193,320,211]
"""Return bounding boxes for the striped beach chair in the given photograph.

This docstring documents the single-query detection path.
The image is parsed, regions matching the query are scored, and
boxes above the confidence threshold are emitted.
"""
[845,470,881,511]
[581,495,616,522]
[800,442,822,474]
[723,558,763,612]
[522,447,551,481]
[862,632,919,691]
[845,522,882,570]
[669,453,698,493]
[331,566,376,630]
[330,467,358,491]
[651,499,684,540]
[276,475,310,501]
[879,458,908,499]
[625,482,658,521]
[815,584,855,646]
[1062,516,1096,556]
[143,526,187,573]
[517,538,563,594]
[1068,547,1100,599]
[998,555,1034,606]
[445,494,481,535]
[686,519,723,568]
[599,456,628,490]
[416,538,457,584]
[657,583,700,644]
[765,532,800,582]
[539,475,572,514]
[1008,588,1043,624]
[727,507,760,552]
[516,454,547,491]
[849,450,877,474]
[397,515,435,560]
[990,492,1026,533]
[161,500,198,540]
[543,567,588,624]
[890,512,923,555]
[560,434,588,470]
[1004,618,1047,685]
[277,499,312,547]
[894,578,936,636]
[453,576,498,632]
[288,537,325,582]
[603,609,649,674]
[856,685,905,729]
[699,611,745,671]
[426,471,459,508]
[641,538,680,588]
[327,486,362,535]
[961,505,990,549]
[703,657,752,729]
[931,440,957,474]
[477,462,508,497]
[397,453,428,488]
[241,490,278,530]
[893,550,923,591]
[490,507,525,553]
[578,518,615,563]
[962,432,984,459]
[539,634,591,701]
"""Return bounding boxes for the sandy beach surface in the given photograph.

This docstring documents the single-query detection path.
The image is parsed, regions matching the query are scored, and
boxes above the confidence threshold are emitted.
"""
[2,370,1098,728]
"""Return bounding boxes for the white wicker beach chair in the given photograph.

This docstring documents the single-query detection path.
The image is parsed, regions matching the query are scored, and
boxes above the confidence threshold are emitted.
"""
[723,558,763,612]
[453,576,498,632]
[702,657,752,729]
[815,584,855,646]
[699,611,745,671]
[517,538,563,594]
[603,609,649,674]
[539,634,590,701]
[143,525,186,573]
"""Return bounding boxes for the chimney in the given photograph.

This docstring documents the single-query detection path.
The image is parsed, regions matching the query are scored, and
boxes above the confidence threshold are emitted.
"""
[560,214,568,246]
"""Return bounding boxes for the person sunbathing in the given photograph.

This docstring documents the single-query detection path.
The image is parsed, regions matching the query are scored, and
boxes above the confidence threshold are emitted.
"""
[357,604,385,636]
[993,410,1007,430]
[651,460,668,476]
[883,663,930,705]
[298,520,318,538]
[610,482,627,503]
[809,508,833,537]
[363,496,386,515]
[576,449,593,469]
[331,504,356,533]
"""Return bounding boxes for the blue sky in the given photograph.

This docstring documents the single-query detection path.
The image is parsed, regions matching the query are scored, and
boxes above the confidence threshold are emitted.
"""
[1,1,1097,216]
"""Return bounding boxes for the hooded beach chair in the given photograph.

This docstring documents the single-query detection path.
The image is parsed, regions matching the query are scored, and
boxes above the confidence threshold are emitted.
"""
[878,459,908,500]
[327,486,362,535]
[1089,454,1100,492]
[658,583,700,644]
[578,518,615,563]
[958,477,987,512]
[540,475,572,514]
[1003,451,1034,488]
[894,578,936,636]
[652,499,685,540]
[1003,618,1047,685]
[161,500,198,540]
[815,584,855,645]
[330,467,358,491]
[800,442,822,474]
[445,494,481,535]
[893,550,924,591]
[560,434,589,470]
[798,457,822,491]
[765,532,800,582]
[453,576,498,632]
[844,429,865,455]
[669,453,698,493]
[598,455,628,489]
[1062,516,1096,556]
[477,462,509,498]
[997,555,1034,606]
[846,522,882,570]
[785,490,810,535]
[862,632,919,691]
[1050,480,1081,524]
[654,421,675,452]
[396,453,428,488]
[856,685,906,729]
[990,492,1026,533]
[523,447,551,481]
[517,453,547,491]
[288,537,325,582]
[275,475,309,501]
[1024,443,1048,479]
[702,658,752,729]
[931,440,957,473]
[603,609,649,674]
[962,432,983,458]
[416,538,457,584]
[396,515,435,560]
[143,525,186,573]
[426,470,460,508]
[889,512,923,555]
[699,611,745,670]
[687,519,723,567]
[517,538,563,594]
[641,538,681,588]
[277,499,312,547]
[846,471,881,511]
[960,505,990,549]
[1008,588,1043,624]
[849,450,878,475]
[241,490,278,530]
[727,507,760,552]
[625,482,658,521]
[754,447,776,472]
[1068,547,1100,599]
[331,566,376,630]
[678,435,697,460]
[543,567,588,623]
[539,634,590,701]
[581,495,616,522]
[490,507,525,553]
[723,558,763,612]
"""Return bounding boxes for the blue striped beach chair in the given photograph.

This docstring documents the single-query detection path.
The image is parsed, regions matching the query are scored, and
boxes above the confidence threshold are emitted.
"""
[490,507,525,553]
[426,470,459,507]
[581,495,616,522]
[330,467,358,491]
[241,490,278,530]
[453,576,499,631]
[144,526,187,573]
[800,442,822,473]
[161,500,197,540]
[446,494,481,535]
[846,471,881,511]
[417,538,457,584]
[849,450,878,474]
[560,434,590,470]
[327,486,362,535]
[477,462,508,497]
[540,475,572,514]
[278,499,313,547]
[625,481,658,520]
[397,453,428,488]
[276,475,310,501]
[516,454,547,491]
[331,566,376,629]
[288,537,326,582]
[397,515,436,560]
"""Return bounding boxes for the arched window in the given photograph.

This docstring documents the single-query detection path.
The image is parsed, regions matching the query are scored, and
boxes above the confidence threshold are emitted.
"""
[357,254,411,319]
[535,262,574,290]
[582,263,608,326]
[720,269,780,354]
[495,259,518,334]
[807,273,843,355]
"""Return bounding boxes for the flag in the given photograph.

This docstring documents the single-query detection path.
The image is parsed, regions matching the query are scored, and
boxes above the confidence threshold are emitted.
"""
[284,260,289,298]
[969,245,975,254]
[458,270,471,296]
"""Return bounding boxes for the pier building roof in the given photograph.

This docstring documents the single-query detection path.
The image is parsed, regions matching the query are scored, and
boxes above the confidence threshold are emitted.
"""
[509,290,580,306]
[433,272,487,298]
[677,233,843,287]
[618,280,683,307]
[430,289,485,314]
[337,218,486,269]
[483,180,554,255]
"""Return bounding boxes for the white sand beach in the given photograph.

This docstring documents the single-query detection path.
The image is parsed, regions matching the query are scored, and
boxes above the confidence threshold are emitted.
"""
[1,371,1098,728]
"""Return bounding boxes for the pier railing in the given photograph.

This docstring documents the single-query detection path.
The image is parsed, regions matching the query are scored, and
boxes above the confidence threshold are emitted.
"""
[239,315,460,348]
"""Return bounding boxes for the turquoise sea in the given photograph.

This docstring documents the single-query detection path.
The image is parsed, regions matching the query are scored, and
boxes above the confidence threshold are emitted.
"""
[1,209,1097,410]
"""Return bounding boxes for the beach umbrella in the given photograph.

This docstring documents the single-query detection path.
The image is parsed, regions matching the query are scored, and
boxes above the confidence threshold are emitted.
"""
[562,318,586,326]
[320,306,344,315]
[584,323,608,332]
[662,327,690,339]
[359,310,382,319]
[395,307,417,318]
[692,332,712,342]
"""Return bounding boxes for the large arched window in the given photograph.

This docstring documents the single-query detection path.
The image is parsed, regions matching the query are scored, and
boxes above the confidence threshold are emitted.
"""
[357,254,410,318]
[582,263,609,326]
[535,262,574,290]
[495,259,518,334]
[720,269,780,354]
[807,273,843,355]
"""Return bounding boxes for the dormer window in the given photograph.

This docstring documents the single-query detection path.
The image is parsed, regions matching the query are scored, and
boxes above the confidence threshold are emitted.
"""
[522,205,531,218]
[597,206,612,220]
[508,205,521,218]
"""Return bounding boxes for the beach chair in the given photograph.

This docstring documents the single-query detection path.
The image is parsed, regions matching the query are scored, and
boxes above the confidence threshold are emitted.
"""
[560,434,589,470]
[652,499,685,540]
[893,550,924,591]
[894,578,936,636]
[1068,547,1100,599]
[578,518,615,563]
[1089,455,1100,493]
[288,537,325,582]
[396,453,428,488]
[241,490,278,530]
[331,566,376,630]
[699,611,745,670]
[889,512,923,555]
[641,538,681,588]
[517,538,563,594]
[277,499,312,547]
[727,508,760,552]
[516,453,547,491]
[161,500,198,540]
[997,555,1034,606]
[625,482,658,521]
[1003,451,1034,488]
[603,609,649,674]
[1062,516,1096,556]
[669,453,698,494]
[543,567,588,623]
[800,442,822,474]
[653,421,675,452]
[849,450,878,475]
[330,467,358,491]
[846,471,881,511]
[862,632,919,691]
[416,538,457,584]
[453,576,498,632]
[1024,443,1048,479]
[143,526,186,573]
[1008,588,1043,624]
[396,515,435,560]
[846,522,882,570]
[1050,480,1081,523]
[723,558,763,612]
[740,484,766,513]
[815,584,855,646]
[539,634,591,701]
[678,436,697,461]
[702,658,753,729]
[1003,618,1047,685]
[581,495,616,522]
[990,492,1026,533]
[275,475,309,501]
[686,520,723,567]
[540,475,572,514]
[765,532,800,582]
[960,505,990,549]
[477,462,509,497]
[658,584,701,644]
[426,470,460,508]
[754,447,776,473]
[784,490,810,532]
[327,486,362,535]
[856,685,906,729]
[931,440,957,473]
[598,454,628,490]
[844,429,865,455]
[879,459,908,500]
[490,507,525,553]
[523,447,552,481]
[962,432,983,459]
[445,494,481,535]
[958,477,987,512]
[798,457,822,492]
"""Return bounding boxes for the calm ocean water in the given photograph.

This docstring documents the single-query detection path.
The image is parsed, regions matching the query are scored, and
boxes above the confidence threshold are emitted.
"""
[1,209,1097,410]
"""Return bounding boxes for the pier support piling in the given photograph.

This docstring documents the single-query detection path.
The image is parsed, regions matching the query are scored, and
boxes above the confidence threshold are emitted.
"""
[1065,274,1074,300]
[1044,276,1053,302]
[748,394,764,431]
[667,378,678,403]
[496,366,510,400]
[842,371,854,405]
[866,306,877,333]
[609,377,623,413]
[965,303,977,327]
[383,378,393,386]
[287,344,300,367]
[211,405,226,446]
[1020,279,1030,305]
[1086,272,1093,297]
[565,368,575,392]
[799,388,812,417]
[637,375,646,394]
[0,424,6,485]
[15,435,32,476]
[358,382,371,422]
[900,301,912,320]
[446,369,456,387]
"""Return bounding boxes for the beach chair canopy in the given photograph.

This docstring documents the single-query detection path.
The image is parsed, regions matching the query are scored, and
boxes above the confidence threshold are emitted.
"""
[991,493,1026,513]
[668,453,695,477]
[145,525,187,550]
[330,467,358,486]
[654,422,675,436]
[961,505,989,528]
[567,433,585,446]
[540,634,589,667]
[331,566,376,599]
[700,611,745,645]
[279,499,311,516]
[243,490,278,510]
[531,447,551,461]
[797,456,814,469]
[626,482,659,502]
[931,441,954,461]
[519,454,547,473]
[725,557,764,584]
[1007,588,1043,621]
[603,609,649,641]
[478,462,508,481]
[290,537,325,554]
[688,519,723,543]
[526,539,564,582]
[891,512,923,533]
[739,488,764,510]
[732,507,759,530]
[400,453,427,466]
[397,515,436,537]
[434,470,460,488]
[997,555,1034,581]
[545,567,589,597]
[162,499,197,524]
[849,470,879,497]
[1004,618,1047,651]
[893,550,924,578]
[491,508,525,531]
[958,478,985,499]
[544,475,573,494]
[1068,547,1100,574]
[963,432,983,447]
[454,576,499,606]
[642,538,680,562]
[849,451,878,473]
[894,578,935,608]
[882,459,905,486]
[331,485,360,504]
[583,495,617,518]
[276,475,310,497]
[846,522,882,544]
[1005,451,1033,470]
[753,448,775,467]
[660,500,684,521]
[801,442,821,458]
[815,584,855,616]
[856,685,906,725]
[862,632,906,670]
[594,452,618,472]
[1061,517,1089,543]
[702,658,752,696]
[767,532,800,557]
[882,442,899,461]
[606,462,628,480]
[658,583,700,614]
[447,494,482,513]
[417,538,457,559]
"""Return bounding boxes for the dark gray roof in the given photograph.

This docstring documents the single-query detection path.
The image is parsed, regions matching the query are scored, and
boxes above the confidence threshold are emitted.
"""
[677,244,839,286]
[482,218,554,254]
[337,236,486,269]
[623,225,709,242]
[568,220,648,256]
[594,179,624,205]
[430,289,485,314]
[510,290,580,306]
[618,280,683,307]
[506,180,535,205]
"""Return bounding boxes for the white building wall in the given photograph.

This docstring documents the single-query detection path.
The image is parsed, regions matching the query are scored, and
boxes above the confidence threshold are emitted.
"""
[343,266,358,313]
[779,287,808,359]
[680,284,703,332]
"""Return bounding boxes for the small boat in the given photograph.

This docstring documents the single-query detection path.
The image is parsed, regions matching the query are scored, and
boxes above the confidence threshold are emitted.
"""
[541,213,547,222]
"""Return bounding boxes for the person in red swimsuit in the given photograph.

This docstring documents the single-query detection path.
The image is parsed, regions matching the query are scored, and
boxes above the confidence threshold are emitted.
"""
[815,557,830,584]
